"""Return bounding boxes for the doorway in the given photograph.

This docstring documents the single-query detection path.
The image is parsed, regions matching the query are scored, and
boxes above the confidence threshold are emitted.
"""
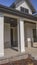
[11,29,13,47]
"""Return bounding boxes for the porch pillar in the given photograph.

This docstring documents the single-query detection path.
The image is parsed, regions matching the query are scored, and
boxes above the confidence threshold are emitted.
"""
[0,15,4,57]
[17,18,25,53]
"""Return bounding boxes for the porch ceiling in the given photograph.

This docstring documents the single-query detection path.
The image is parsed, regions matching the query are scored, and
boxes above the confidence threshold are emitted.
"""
[4,17,17,27]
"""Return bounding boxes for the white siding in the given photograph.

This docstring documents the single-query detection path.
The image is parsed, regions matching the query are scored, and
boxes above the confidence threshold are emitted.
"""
[13,27,17,42]
[24,23,36,47]
[4,23,11,48]
[4,24,17,48]
[16,1,32,14]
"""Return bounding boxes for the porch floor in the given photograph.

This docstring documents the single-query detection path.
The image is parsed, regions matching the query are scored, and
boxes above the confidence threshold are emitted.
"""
[4,47,37,60]
[0,48,28,64]
[4,48,19,58]
[0,47,37,59]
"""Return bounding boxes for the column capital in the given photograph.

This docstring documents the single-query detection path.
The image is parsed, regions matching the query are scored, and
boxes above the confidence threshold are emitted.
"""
[17,18,24,22]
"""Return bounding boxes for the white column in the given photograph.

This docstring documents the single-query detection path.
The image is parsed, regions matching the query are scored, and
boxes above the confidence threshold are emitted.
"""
[17,21,20,51]
[0,16,4,57]
[17,19,25,53]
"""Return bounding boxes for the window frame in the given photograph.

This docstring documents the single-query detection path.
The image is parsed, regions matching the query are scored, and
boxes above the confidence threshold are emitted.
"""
[20,7,29,14]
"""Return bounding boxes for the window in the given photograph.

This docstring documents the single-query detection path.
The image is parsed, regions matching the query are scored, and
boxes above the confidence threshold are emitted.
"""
[21,7,29,14]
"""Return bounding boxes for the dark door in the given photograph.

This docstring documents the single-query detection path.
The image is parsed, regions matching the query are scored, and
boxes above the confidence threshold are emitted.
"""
[11,29,13,47]
[33,29,36,42]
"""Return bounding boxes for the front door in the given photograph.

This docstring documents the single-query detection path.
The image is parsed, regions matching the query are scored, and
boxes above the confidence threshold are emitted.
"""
[11,29,13,47]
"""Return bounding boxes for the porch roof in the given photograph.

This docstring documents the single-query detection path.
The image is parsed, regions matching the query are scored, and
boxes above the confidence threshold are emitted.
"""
[0,4,37,21]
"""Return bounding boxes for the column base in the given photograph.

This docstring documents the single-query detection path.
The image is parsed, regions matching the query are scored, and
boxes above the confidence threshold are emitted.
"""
[21,49,25,53]
[0,53,4,57]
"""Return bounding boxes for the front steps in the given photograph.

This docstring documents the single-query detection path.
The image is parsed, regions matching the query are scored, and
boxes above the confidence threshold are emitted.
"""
[0,53,28,64]
[0,53,37,65]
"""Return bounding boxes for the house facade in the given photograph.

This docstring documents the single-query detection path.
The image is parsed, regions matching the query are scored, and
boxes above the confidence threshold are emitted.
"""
[0,0,37,58]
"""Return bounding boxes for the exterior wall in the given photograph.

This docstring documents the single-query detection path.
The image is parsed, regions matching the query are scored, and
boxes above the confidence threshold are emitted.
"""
[24,23,36,47]
[13,27,17,43]
[16,1,32,14]
[4,24,17,48]
[4,23,11,48]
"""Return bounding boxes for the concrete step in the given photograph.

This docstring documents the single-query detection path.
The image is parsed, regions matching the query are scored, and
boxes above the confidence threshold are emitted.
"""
[1,54,37,65]
[0,53,28,64]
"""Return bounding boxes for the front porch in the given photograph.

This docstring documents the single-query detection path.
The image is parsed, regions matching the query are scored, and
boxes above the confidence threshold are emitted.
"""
[0,13,37,59]
[3,17,37,58]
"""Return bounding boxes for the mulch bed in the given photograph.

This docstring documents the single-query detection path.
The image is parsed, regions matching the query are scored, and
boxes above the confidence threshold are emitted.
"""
[1,59,37,65]
[1,60,37,65]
